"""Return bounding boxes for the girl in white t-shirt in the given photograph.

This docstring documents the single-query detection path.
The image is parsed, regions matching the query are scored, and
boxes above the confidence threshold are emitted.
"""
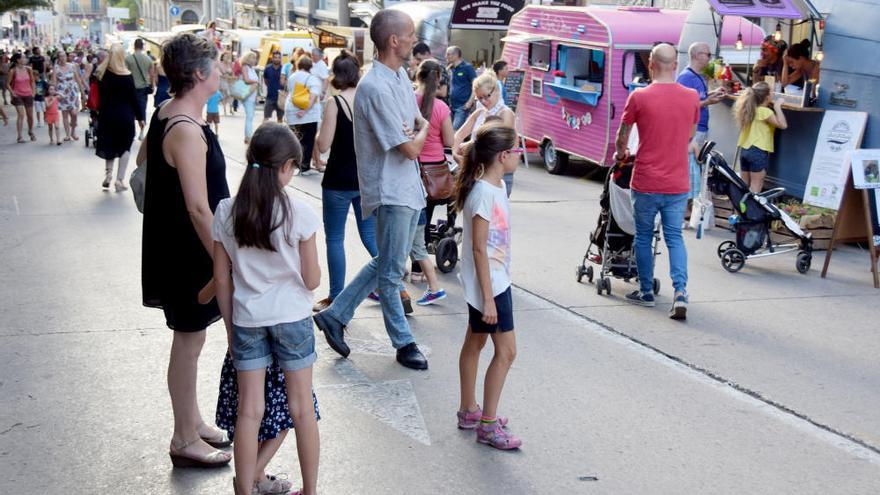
[212,122,321,495]
[454,125,523,450]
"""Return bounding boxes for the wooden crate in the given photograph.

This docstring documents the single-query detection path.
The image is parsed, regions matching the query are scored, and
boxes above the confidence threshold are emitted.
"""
[712,195,734,231]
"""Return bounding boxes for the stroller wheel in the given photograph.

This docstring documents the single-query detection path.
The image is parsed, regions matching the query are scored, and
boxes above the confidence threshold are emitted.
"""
[796,251,812,274]
[436,237,458,273]
[721,248,746,273]
[576,265,586,283]
[586,265,594,283]
[652,278,660,295]
[717,241,736,259]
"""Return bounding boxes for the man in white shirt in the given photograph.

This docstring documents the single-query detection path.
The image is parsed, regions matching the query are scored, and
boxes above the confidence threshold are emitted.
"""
[310,48,330,100]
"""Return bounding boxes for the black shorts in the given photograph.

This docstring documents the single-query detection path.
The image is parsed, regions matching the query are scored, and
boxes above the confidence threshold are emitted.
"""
[11,95,33,107]
[467,287,514,333]
[263,98,283,119]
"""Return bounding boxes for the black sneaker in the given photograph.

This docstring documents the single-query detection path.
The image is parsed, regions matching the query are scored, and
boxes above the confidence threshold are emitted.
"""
[669,292,688,320]
[396,343,428,370]
[625,290,656,307]
[313,310,350,357]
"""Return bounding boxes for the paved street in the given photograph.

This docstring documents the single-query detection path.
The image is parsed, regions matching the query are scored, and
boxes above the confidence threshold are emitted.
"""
[2,107,880,494]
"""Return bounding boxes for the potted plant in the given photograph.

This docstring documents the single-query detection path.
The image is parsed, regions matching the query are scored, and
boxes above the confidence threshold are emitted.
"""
[552,69,566,85]
[772,199,837,249]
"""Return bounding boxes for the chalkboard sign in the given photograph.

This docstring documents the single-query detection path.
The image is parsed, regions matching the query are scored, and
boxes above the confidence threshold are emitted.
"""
[504,70,526,112]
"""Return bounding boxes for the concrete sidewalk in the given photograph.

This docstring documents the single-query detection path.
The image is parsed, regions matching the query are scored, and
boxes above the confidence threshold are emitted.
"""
[1,107,879,494]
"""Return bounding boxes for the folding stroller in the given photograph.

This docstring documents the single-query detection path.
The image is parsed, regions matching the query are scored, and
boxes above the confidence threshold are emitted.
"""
[84,76,99,148]
[576,158,661,296]
[700,142,813,273]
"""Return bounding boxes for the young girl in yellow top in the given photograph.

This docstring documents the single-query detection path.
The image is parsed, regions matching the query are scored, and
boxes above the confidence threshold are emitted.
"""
[733,81,788,192]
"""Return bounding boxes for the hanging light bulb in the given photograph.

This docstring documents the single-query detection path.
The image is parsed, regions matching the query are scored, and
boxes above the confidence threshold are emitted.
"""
[774,22,783,41]
[814,44,824,62]
[736,33,744,50]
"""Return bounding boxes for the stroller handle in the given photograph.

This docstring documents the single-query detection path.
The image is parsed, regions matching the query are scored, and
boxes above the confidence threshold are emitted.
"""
[698,141,716,164]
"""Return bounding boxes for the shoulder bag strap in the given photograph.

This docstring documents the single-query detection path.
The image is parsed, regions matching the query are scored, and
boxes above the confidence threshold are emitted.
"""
[133,55,147,86]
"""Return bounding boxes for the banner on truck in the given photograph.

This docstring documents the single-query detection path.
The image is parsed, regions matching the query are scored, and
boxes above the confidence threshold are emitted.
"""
[450,0,526,30]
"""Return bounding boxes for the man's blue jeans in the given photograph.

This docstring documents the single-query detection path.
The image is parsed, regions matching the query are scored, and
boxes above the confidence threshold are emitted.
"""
[632,191,689,295]
[324,205,420,349]
[322,189,378,299]
[452,105,471,130]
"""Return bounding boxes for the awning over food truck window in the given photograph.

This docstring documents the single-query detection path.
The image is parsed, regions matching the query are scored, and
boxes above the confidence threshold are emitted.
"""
[705,0,821,19]
[450,0,526,30]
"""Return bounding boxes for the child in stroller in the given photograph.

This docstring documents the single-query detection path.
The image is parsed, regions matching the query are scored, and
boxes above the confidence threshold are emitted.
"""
[84,73,99,148]
[576,157,661,295]
[699,141,813,273]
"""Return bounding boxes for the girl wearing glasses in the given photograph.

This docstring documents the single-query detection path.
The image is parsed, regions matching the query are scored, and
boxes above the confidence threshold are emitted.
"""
[454,125,523,450]
[453,72,517,196]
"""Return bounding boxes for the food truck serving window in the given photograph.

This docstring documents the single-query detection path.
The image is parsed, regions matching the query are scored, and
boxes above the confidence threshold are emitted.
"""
[528,41,551,71]
[556,45,605,93]
[622,50,652,89]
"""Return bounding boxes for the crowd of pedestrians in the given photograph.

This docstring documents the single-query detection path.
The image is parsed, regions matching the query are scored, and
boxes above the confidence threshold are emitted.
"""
[128,9,530,494]
[0,8,798,494]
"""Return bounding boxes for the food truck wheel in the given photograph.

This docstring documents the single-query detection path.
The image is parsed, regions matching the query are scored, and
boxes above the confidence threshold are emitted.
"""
[721,248,746,273]
[436,238,458,273]
[541,140,569,175]
[796,251,812,274]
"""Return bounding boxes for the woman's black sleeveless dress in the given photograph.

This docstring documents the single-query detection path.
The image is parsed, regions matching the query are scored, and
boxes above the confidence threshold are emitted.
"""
[142,109,230,332]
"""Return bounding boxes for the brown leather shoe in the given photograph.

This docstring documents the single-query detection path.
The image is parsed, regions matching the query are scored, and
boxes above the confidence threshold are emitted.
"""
[400,290,413,315]
[313,297,333,312]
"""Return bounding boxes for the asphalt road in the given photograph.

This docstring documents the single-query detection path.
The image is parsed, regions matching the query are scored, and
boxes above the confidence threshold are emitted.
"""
[2,105,879,494]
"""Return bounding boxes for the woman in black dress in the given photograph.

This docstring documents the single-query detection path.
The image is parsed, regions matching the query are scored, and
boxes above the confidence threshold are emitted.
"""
[95,43,144,191]
[140,33,233,469]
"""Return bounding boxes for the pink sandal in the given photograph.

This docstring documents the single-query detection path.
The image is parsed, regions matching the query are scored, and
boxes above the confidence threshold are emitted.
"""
[476,422,522,450]
[457,407,508,430]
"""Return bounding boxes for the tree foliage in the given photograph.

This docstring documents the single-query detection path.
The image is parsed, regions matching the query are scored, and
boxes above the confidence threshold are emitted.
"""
[0,0,53,13]
[108,0,139,23]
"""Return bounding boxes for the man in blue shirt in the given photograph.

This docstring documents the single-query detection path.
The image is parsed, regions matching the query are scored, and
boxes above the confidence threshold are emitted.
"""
[676,42,725,214]
[445,45,476,130]
[262,50,284,123]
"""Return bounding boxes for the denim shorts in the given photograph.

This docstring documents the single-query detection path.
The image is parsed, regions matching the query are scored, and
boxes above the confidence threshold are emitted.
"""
[410,208,429,261]
[467,286,514,333]
[232,317,317,372]
[740,146,770,173]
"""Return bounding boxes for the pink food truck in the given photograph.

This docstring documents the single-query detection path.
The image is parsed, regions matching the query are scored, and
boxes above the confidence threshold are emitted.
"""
[501,5,760,174]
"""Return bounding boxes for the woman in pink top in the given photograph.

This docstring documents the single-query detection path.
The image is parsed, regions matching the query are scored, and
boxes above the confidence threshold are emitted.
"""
[410,59,454,303]
[7,53,35,143]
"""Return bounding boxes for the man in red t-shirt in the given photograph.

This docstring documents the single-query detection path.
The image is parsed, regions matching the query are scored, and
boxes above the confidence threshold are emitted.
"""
[614,43,700,320]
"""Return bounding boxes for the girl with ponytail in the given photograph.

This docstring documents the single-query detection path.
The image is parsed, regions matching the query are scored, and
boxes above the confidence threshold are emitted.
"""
[733,81,788,192]
[212,121,322,495]
[455,124,524,450]
[410,59,454,303]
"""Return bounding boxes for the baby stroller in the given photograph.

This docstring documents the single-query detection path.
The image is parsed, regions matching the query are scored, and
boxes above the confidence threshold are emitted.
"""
[700,142,813,273]
[83,76,99,148]
[429,203,462,273]
[576,158,661,296]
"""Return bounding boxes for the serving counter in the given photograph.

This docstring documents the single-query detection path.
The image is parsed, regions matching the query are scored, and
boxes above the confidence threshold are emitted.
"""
[707,94,825,199]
